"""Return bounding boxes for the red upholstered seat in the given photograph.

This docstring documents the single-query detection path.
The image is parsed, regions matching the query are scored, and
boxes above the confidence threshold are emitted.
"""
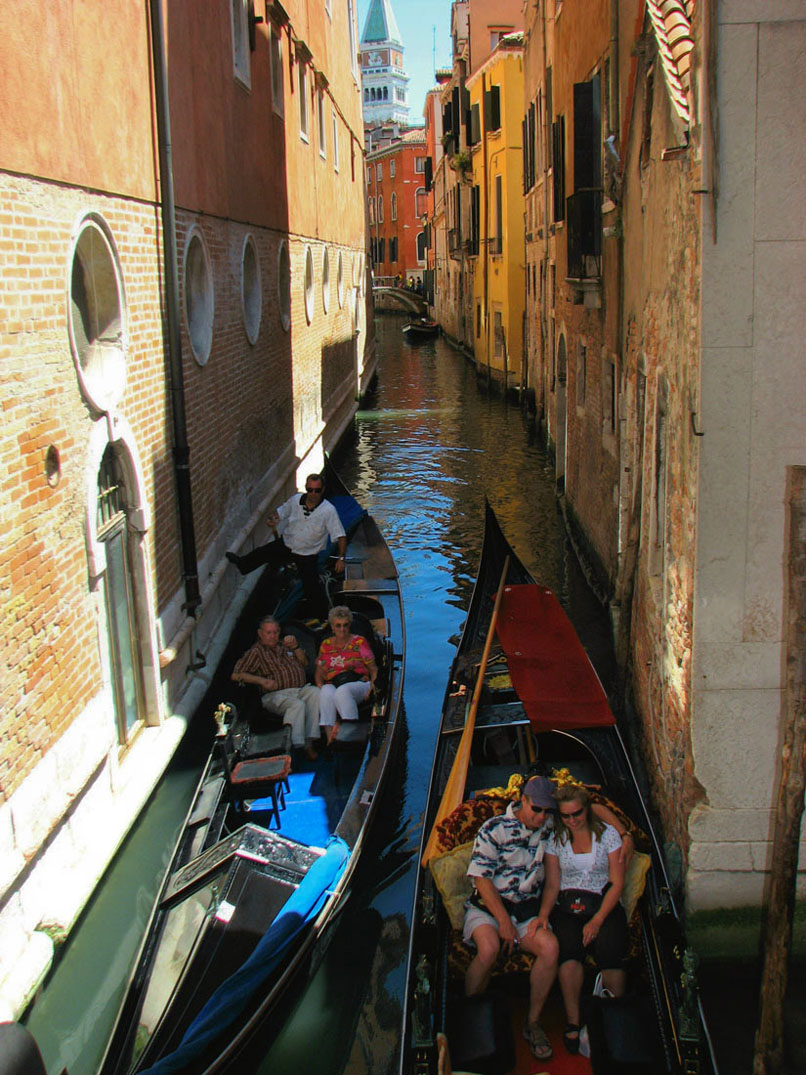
[230,754,291,785]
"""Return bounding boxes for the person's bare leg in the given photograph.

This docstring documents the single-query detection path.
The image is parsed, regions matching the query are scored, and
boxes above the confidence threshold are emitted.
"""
[558,959,584,1027]
[521,927,559,1025]
[465,924,500,996]
[601,968,626,996]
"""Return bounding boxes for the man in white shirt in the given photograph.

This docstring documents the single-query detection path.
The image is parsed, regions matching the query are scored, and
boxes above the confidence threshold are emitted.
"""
[227,473,346,614]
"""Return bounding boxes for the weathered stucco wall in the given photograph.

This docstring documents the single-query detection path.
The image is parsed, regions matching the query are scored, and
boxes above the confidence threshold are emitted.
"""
[690,8,806,909]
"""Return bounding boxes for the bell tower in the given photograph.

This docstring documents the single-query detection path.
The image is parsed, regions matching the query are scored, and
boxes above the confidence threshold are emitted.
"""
[359,0,410,126]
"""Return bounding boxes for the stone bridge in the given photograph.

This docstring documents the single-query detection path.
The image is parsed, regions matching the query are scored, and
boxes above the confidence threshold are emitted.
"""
[372,286,427,316]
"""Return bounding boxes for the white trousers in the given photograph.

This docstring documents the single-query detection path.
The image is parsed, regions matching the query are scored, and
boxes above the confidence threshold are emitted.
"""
[318,680,372,727]
[260,684,320,746]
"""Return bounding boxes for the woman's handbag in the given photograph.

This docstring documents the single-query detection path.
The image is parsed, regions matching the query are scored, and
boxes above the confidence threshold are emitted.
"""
[329,670,365,688]
[555,888,604,920]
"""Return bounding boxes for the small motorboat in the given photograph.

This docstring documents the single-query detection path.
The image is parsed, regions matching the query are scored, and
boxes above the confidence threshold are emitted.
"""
[402,318,440,339]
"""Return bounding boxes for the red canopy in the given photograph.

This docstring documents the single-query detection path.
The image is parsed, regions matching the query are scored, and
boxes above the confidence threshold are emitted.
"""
[496,584,615,732]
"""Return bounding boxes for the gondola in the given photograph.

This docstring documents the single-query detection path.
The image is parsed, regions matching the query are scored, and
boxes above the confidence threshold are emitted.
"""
[400,503,718,1075]
[402,318,440,339]
[93,466,405,1074]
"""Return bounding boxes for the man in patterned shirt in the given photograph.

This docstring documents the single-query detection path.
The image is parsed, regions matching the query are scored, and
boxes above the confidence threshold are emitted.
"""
[463,775,559,1061]
[231,616,320,760]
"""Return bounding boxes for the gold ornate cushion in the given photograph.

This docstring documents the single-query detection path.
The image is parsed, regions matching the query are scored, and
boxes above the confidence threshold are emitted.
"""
[430,841,474,930]
[621,850,651,921]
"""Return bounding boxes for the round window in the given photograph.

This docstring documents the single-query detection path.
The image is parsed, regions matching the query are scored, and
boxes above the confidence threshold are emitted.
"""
[183,227,214,365]
[241,234,262,345]
[68,214,127,413]
[322,248,330,314]
[304,246,314,324]
[278,241,291,331]
[337,251,345,309]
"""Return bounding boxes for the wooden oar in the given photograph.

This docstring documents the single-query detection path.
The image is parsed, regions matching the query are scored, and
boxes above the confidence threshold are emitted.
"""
[421,555,510,867]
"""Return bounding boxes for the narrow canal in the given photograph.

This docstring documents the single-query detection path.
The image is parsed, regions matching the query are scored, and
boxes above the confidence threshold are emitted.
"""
[24,314,616,1074]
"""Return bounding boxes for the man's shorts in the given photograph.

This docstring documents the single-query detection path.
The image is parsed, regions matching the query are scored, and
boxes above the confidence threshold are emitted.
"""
[462,903,540,946]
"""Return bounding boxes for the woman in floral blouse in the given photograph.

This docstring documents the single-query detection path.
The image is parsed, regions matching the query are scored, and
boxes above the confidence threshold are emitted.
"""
[315,606,377,740]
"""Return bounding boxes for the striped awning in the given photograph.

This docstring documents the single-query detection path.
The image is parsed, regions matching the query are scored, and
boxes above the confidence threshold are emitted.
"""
[646,0,695,126]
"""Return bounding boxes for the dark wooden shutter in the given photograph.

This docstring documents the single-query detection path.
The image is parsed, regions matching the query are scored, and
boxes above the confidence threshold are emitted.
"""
[470,103,480,145]
[552,115,565,222]
[573,73,601,190]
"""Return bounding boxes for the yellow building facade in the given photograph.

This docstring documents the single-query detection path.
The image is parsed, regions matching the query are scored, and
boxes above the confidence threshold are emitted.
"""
[467,37,524,390]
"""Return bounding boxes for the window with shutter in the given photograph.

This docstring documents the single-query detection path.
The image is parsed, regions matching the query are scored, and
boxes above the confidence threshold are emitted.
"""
[485,85,501,131]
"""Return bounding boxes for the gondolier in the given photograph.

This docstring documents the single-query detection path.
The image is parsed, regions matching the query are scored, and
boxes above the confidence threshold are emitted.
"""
[227,473,347,615]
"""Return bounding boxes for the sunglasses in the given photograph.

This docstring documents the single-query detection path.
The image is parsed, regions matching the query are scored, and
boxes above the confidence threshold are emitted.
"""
[559,806,586,820]
[306,486,324,494]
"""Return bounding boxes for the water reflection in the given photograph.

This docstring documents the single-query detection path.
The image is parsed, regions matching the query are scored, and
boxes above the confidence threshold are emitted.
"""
[256,318,610,1074]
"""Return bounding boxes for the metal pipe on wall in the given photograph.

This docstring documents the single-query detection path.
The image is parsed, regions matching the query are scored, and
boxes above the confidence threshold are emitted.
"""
[148,0,201,618]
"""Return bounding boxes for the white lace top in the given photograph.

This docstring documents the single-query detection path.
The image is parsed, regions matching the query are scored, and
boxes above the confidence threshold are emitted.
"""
[546,823,622,893]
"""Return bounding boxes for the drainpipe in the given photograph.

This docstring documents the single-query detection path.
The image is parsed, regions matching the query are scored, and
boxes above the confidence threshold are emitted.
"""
[149,0,201,617]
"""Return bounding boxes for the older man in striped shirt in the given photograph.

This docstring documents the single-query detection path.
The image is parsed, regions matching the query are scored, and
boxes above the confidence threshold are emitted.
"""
[232,615,320,760]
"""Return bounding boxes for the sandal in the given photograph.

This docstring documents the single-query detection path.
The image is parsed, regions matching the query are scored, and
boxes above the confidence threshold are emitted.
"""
[563,1023,581,1055]
[522,1020,553,1061]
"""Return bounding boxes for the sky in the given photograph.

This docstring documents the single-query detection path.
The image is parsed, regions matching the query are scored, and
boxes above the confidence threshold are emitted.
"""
[356,0,454,124]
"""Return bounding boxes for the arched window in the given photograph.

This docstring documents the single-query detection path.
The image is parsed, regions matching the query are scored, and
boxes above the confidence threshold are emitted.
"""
[383,86,388,100]
[278,240,291,331]
[378,195,384,223]
[364,88,369,102]
[183,226,214,365]
[391,192,397,221]
[416,231,426,262]
[303,246,315,324]
[241,234,261,345]
[68,213,128,413]
[415,187,427,216]
[96,443,148,745]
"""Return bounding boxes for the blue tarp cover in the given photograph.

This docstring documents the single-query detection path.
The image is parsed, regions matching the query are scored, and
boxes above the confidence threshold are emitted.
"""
[140,837,349,1074]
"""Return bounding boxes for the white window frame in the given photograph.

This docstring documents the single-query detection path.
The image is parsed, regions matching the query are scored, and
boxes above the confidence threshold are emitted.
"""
[332,109,340,172]
[391,192,397,221]
[347,0,358,80]
[414,157,426,173]
[390,159,396,177]
[231,0,251,90]
[298,62,309,142]
[378,195,384,223]
[376,163,383,181]
[317,89,327,159]
[270,26,284,118]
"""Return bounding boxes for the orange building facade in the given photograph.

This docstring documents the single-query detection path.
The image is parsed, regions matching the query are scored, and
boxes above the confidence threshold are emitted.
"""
[0,0,371,1016]
[366,130,428,283]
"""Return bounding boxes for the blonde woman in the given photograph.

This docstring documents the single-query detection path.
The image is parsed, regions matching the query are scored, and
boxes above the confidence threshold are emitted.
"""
[531,784,628,1054]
